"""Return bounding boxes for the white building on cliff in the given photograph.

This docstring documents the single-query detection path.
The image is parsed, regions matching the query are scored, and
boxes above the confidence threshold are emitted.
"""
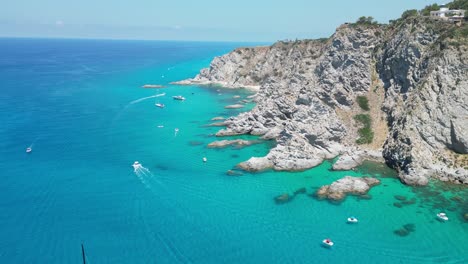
[430,5,465,25]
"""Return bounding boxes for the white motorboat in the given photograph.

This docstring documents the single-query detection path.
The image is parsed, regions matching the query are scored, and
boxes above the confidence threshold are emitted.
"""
[437,212,448,221]
[157,125,164,128]
[322,238,334,247]
[155,103,165,108]
[26,147,32,153]
[202,157,207,163]
[132,161,142,171]
[172,95,185,101]
[347,217,358,223]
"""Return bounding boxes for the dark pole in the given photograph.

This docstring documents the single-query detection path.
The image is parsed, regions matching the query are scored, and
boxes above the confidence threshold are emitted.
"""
[81,244,86,264]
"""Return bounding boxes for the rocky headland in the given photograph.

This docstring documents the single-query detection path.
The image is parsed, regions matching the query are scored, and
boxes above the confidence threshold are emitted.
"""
[177,10,468,185]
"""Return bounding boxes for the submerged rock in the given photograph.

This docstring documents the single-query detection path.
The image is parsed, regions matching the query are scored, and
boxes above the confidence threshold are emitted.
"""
[274,193,292,204]
[206,122,227,127]
[357,194,372,200]
[394,223,416,237]
[401,198,416,205]
[316,176,380,201]
[294,187,307,195]
[403,224,415,232]
[394,195,407,201]
[463,213,468,222]
[188,141,204,146]
[394,228,410,237]
[226,170,244,176]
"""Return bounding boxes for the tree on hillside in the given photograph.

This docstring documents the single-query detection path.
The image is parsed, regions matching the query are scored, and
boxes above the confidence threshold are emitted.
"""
[401,9,419,19]
[421,4,440,16]
[356,16,378,25]
[448,0,468,11]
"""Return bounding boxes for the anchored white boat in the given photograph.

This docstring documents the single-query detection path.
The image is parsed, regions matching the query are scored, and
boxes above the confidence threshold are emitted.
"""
[172,95,185,101]
[437,212,448,221]
[322,238,334,247]
[26,147,32,153]
[202,157,207,163]
[347,217,358,223]
[157,125,164,128]
[155,103,165,108]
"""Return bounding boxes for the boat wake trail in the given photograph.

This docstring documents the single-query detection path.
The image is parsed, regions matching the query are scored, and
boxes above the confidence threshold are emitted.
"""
[132,161,165,189]
[129,93,166,105]
[132,161,191,221]
[108,93,167,136]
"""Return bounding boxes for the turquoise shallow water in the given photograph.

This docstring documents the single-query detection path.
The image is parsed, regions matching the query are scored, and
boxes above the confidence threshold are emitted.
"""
[0,38,467,263]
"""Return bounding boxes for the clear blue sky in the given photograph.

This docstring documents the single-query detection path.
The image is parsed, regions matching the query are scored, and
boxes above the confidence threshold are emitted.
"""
[0,0,444,42]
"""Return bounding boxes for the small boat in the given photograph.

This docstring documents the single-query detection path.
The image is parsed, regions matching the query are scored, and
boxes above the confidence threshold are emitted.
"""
[155,103,165,108]
[347,217,358,223]
[157,125,164,128]
[26,147,32,153]
[322,238,334,247]
[202,157,207,163]
[175,128,179,132]
[437,212,448,221]
[172,95,186,101]
[132,161,141,171]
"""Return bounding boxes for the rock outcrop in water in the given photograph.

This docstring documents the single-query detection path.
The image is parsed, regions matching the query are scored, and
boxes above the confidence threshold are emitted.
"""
[177,13,468,185]
[316,176,380,201]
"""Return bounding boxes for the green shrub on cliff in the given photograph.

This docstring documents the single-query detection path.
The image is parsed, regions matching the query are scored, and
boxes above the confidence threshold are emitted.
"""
[354,114,374,144]
[356,96,370,111]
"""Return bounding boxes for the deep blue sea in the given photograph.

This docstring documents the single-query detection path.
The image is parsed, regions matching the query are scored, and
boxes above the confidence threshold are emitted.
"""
[0,38,467,263]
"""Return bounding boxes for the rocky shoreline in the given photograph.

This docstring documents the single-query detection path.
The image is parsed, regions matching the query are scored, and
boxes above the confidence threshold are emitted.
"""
[176,16,467,185]
[171,79,260,91]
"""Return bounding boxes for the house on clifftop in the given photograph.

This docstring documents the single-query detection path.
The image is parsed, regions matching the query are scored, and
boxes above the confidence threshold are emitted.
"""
[430,5,466,25]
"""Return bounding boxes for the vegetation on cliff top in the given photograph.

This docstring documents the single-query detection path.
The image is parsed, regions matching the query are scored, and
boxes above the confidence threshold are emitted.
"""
[448,0,468,13]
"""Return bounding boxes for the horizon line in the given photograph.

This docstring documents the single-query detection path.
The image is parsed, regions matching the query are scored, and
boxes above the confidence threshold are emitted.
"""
[0,35,275,44]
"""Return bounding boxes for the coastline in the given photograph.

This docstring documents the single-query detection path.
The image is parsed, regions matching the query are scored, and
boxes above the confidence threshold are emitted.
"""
[171,79,260,92]
[2,38,467,263]
[171,17,468,186]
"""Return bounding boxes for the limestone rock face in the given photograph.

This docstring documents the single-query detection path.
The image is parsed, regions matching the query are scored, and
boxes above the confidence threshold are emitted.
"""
[316,176,380,201]
[377,18,468,185]
[177,17,468,185]
[332,149,384,171]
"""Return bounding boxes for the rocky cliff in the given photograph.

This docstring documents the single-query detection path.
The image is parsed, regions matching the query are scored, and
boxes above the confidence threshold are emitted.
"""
[176,16,468,185]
